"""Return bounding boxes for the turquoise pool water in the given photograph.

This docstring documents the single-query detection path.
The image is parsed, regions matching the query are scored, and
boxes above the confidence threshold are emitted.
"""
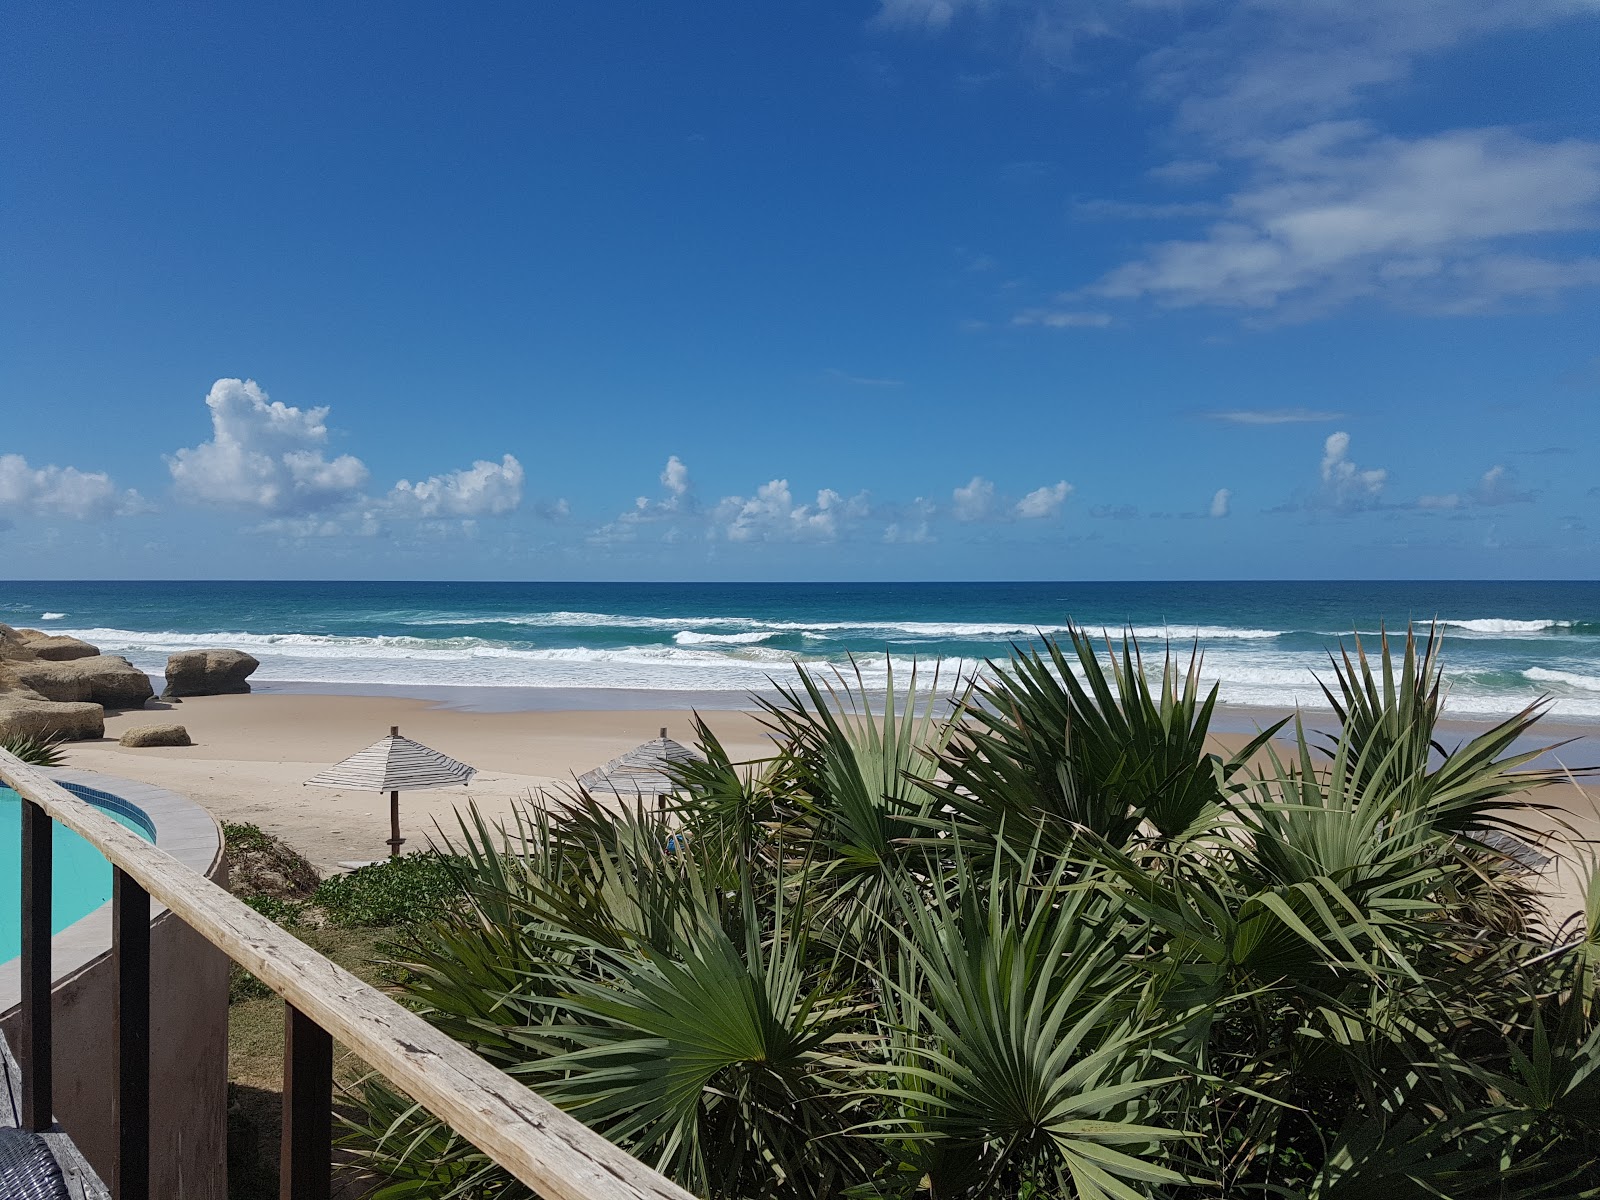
[1,784,154,963]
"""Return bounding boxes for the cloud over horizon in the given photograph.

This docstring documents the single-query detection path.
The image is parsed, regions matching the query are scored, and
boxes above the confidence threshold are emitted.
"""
[168,379,369,514]
[0,454,144,521]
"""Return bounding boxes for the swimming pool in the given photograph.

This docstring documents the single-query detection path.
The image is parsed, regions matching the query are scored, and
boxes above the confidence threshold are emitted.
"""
[1,783,154,963]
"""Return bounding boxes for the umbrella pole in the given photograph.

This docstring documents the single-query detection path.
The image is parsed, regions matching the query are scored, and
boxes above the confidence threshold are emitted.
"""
[388,790,404,859]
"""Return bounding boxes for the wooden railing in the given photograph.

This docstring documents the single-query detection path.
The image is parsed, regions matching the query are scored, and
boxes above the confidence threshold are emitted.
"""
[2,749,695,1200]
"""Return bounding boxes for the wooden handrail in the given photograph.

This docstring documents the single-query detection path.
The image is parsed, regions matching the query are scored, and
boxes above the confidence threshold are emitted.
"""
[1,750,695,1200]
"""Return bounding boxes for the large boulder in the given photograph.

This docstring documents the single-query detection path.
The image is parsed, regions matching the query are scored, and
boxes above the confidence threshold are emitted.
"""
[120,723,191,748]
[163,649,259,698]
[19,633,101,661]
[7,656,154,710]
[75,656,155,709]
[6,660,91,702]
[0,695,104,741]
[0,624,38,661]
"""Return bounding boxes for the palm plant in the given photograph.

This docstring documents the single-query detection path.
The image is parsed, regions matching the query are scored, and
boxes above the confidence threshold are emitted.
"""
[0,732,66,766]
[344,628,1600,1200]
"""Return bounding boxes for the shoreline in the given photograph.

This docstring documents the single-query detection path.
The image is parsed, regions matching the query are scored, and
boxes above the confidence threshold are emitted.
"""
[52,683,1599,920]
[238,675,1600,732]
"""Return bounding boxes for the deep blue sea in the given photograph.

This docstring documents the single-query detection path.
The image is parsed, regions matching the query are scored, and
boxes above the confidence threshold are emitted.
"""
[5,580,1600,721]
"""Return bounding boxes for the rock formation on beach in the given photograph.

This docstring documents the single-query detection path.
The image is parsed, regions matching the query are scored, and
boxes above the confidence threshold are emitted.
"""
[163,648,260,699]
[0,624,263,741]
[0,627,109,740]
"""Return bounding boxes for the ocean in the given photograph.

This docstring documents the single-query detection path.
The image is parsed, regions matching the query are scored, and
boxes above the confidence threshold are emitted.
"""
[4,580,1600,721]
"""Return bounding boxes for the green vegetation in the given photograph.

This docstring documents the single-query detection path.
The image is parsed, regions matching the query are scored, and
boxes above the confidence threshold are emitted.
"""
[222,823,463,1198]
[342,629,1600,1199]
[0,732,66,766]
[313,851,462,928]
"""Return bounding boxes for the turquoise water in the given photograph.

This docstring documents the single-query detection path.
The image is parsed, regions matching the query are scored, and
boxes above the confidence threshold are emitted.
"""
[4,580,1600,720]
[1,785,153,963]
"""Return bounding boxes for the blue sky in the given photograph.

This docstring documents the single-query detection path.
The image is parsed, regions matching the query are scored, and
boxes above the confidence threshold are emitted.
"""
[3,1,1598,581]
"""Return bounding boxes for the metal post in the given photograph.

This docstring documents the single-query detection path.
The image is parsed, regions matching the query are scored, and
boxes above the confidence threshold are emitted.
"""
[114,866,151,1200]
[19,797,52,1131]
[281,1004,333,1200]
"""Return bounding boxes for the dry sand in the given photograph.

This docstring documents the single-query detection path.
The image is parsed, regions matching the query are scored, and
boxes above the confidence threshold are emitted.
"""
[57,692,1600,921]
[64,694,772,872]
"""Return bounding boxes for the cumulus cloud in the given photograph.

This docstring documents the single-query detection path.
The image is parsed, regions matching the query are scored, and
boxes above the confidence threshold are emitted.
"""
[954,475,1075,522]
[1320,431,1387,507]
[385,455,525,518]
[952,476,996,522]
[1472,464,1536,506]
[168,378,368,514]
[1209,488,1232,518]
[0,454,144,520]
[1015,481,1072,519]
[717,480,870,543]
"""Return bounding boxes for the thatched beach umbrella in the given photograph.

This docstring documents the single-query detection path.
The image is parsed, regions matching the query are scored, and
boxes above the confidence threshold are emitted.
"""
[305,726,475,859]
[577,726,701,806]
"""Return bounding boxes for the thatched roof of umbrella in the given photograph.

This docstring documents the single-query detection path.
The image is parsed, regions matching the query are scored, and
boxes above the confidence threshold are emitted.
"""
[577,727,701,798]
[304,726,475,859]
[304,726,476,793]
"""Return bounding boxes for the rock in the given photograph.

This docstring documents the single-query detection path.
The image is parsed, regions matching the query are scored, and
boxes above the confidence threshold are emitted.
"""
[120,723,192,748]
[75,656,155,709]
[163,649,259,698]
[0,625,38,661]
[16,632,101,661]
[6,656,153,710]
[0,695,104,741]
[6,660,91,702]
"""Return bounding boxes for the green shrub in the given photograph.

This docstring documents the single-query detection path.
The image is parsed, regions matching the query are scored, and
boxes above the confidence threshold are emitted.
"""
[313,853,462,928]
[345,629,1600,1200]
[242,892,305,928]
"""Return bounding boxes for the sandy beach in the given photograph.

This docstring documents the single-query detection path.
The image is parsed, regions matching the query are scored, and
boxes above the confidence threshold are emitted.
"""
[50,688,1598,924]
[63,693,774,872]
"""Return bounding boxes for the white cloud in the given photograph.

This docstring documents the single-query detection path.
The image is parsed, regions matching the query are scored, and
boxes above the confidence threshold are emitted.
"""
[952,476,996,521]
[249,516,378,539]
[1416,465,1536,512]
[1011,308,1114,328]
[886,3,1600,320]
[872,0,973,32]
[1320,431,1387,507]
[0,454,143,520]
[1095,124,1600,315]
[385,454,525,518]
[1015,481,1072,519]
[168,378,369,514]
[718,480,869,543]
[1209,487,1232,518]
[1472,464,1536,506]
[660,455,690,502]
[1205,407,1345,424]
[1146,1,1589,145]
[1149,159,1221,186]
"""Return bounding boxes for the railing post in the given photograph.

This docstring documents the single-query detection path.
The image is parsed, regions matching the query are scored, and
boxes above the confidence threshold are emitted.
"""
[114,866,151,1200]
[19,797,53,1132]
[281,1003,333,1200]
